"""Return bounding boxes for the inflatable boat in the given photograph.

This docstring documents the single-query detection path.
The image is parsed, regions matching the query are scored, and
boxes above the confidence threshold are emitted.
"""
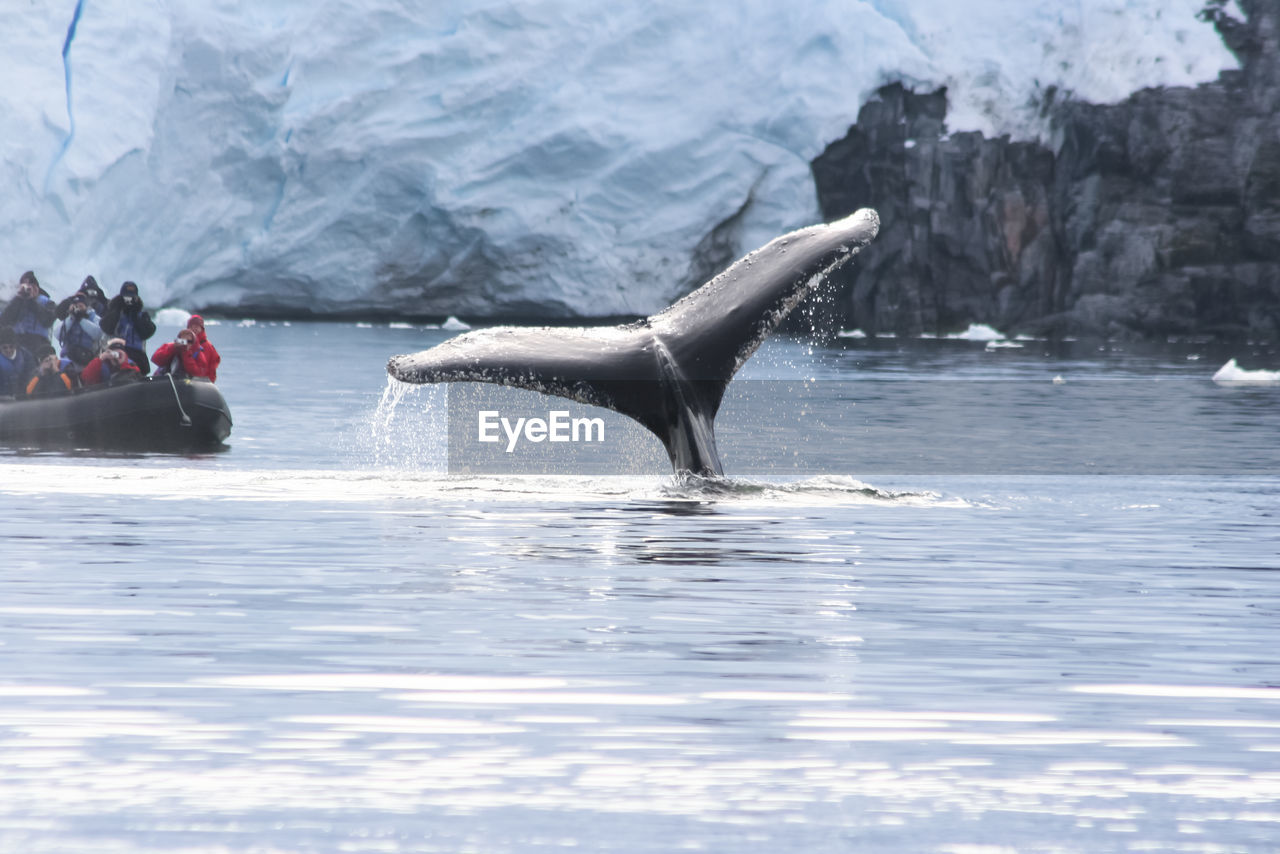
[0,375,232,452]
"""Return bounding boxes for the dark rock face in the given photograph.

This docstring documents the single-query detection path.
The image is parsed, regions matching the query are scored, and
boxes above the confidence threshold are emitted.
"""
[810,1,1280,341]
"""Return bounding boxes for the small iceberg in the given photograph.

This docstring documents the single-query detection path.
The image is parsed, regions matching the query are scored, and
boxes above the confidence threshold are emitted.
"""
[442,316,471,331]
[947,323,1005,341]
[388,322,414,329]
[985,339,1024,350]
[154,307,192,327]
[1213,358,1280,386]
[237,318,257,328]
[837,329,866,339]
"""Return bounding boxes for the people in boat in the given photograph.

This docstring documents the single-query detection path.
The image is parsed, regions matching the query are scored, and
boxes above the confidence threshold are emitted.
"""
[56,294,106,375]
[81,340,142,387]
[151,328,212,379]
[0,327,35,399]
[0,271,57,354]
[99,281,156,370]
[55,275,108,321]
[186,314,220,382]
[25,344,74,397]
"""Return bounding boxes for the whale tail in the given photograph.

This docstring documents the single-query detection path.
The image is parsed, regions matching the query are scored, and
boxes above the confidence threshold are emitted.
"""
[387,207,880,475]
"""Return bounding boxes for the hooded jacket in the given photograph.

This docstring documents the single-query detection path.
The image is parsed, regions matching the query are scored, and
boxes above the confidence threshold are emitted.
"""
[0,277,56,344]
[100,282,156,366]
[187,315,221,382]
[55,278,109,320]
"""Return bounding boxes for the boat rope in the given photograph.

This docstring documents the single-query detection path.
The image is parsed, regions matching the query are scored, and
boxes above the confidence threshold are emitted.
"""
[166,374,193,427]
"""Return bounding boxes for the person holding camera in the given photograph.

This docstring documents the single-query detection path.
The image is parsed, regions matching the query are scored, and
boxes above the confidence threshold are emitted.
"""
[99,281,156,370]
[24,344,74,397]
[186,314,220,382]
[55,275,109,321]
[0,271,57,354]
[57,293,106,375]
[81,340,142,387]
[151,327,211,380]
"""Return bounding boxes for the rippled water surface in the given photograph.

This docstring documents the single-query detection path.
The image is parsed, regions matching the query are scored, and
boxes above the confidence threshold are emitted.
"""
[2,322,1278,853]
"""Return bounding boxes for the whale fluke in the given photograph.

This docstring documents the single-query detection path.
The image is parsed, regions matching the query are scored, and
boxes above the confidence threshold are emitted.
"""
[388,207,880,475]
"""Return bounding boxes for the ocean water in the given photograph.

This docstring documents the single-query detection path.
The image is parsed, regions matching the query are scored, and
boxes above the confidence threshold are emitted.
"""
[1,320,1278,853]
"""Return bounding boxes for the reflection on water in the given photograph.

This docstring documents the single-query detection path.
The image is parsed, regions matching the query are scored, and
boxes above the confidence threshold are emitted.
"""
[1,324,1278,852]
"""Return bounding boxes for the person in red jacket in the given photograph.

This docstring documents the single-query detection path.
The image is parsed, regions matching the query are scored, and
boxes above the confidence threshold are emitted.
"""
[81,341,142,387]
[186,314,220,382]
[151,328,211,379]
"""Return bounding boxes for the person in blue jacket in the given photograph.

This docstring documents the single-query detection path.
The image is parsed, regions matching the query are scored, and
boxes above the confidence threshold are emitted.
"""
[0,326,35,398]
[0,271,57,354]
[57,293,106,375]
[99,281,156,370]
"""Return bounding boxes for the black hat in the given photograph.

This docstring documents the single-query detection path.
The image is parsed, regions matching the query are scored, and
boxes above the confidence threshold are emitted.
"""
[81,275,99,291]
[19,271,38,288]
[0,327,16,346]
[69,292,88,305]
[120,281,139,297]
[34,343,57,360]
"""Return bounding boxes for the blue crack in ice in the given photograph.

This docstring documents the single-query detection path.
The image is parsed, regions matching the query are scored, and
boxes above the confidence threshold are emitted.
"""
[44,0,86,195]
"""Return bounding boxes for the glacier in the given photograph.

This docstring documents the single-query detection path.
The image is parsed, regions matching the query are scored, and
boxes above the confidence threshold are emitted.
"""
[1,0,1237,318]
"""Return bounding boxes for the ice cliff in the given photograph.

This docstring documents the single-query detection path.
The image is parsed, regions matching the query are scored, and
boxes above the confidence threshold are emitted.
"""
[1,0,1236,319]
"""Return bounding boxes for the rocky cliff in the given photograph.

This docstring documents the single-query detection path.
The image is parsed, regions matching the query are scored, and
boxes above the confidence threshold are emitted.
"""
[810,0,1280,341]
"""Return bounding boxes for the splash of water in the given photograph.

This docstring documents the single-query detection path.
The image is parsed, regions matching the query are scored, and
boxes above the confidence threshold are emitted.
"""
[359,377,448,472]
[660,472,953,505]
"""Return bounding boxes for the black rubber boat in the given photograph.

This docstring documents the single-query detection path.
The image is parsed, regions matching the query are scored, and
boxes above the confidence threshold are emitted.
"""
[0,376,232,452]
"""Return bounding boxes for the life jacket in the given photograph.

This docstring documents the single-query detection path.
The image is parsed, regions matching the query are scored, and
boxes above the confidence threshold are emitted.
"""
[26,371,72,396]
[59,317,99,366]
[113,311,146,352]
[0,351,32,397]
[11,295,53,339]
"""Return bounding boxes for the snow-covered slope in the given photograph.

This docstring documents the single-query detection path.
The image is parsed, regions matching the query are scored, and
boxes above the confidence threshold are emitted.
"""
[1,0,1236,317]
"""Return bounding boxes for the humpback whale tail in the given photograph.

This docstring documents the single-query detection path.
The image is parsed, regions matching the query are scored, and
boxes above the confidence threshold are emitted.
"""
[387,207,880,475]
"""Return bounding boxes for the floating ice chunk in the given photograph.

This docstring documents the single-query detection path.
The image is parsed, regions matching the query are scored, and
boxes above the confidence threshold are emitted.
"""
[948,323,1005,341]
[237,319,256,328]
[1052,375,1066,384]
[985,339,1024,350]
[388,322,414,329]
[442,316,471,331]
[837,329,866,339]
[356,322,373,328]
[1212,358,1280,386]
[154,307,192,327]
